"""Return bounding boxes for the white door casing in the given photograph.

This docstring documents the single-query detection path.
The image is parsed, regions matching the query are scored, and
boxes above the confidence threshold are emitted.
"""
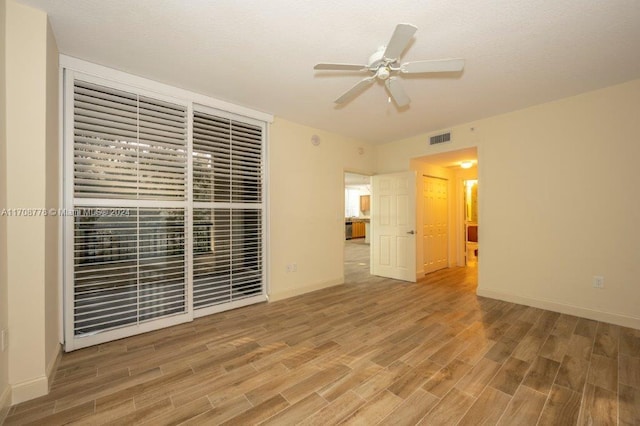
[371,171,417,282]
[423,176,448,274]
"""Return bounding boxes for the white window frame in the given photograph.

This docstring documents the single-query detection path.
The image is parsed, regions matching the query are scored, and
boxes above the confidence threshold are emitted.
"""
[61,56,272,351]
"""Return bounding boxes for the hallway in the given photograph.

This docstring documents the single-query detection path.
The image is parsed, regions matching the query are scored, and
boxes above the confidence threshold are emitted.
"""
[344,239,386,284]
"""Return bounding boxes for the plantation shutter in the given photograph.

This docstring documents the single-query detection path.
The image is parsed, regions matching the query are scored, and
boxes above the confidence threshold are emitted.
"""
[73,207,186,335]
[73,81,187,200]
[192,110,264,310]
[70,78,188,342]
[64,67,268,351]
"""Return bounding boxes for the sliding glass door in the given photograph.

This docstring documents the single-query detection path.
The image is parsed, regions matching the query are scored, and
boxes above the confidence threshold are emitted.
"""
[191,109,264,316]
[63,71,266,350]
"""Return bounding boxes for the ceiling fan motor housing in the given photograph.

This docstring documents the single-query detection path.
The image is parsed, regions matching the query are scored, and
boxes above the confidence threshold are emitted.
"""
[376,67,390,80]
[369,47,396,80]
[368,47,386,69]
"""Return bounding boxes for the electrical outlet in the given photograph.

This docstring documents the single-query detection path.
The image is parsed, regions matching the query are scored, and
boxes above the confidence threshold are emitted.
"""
[286,263,298,273]
[1,329,7,352]
[593,276,605,289]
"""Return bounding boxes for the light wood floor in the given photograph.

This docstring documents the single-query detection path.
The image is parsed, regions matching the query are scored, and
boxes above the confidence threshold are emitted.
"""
[4,241,639,425]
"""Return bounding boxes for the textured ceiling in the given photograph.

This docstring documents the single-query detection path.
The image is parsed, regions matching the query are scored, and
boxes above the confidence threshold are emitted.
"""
[19,0,640,144]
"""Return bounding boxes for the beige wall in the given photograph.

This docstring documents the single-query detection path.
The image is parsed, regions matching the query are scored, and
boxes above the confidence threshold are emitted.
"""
[0,0,9,418]
[5,0,59,404]
[268,118,375,300]
[44,18,60,381]
[377,79,640,328]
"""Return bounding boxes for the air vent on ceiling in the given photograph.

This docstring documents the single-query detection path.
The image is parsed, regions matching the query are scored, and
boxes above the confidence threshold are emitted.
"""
[429,131,451,145]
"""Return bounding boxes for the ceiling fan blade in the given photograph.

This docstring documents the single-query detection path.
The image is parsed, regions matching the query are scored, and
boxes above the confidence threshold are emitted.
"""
[383,23,418,60]
[314,63,368,71]
[335,77,376,104]
[401,58,465,74]
[385,77,410,107]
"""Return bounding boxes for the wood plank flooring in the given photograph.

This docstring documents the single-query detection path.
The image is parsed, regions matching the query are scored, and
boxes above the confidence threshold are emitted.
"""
[4,240,639,425]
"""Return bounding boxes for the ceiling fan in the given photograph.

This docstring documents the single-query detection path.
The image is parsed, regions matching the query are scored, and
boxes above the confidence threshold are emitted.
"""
[314,23,464,108]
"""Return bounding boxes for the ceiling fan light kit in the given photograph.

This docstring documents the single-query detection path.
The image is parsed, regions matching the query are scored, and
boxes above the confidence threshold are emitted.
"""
[314,23,465,108]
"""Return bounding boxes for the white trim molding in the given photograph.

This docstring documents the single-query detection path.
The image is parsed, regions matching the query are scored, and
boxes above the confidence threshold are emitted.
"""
[59,55,273,124]
[46,344,62,390]
[7,344,60,405]
[477,287,640,330]
[0,384,11,423]
[10,376,48,405]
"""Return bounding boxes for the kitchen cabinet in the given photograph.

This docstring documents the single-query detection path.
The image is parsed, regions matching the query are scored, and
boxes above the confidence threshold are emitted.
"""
[352,222,366,238]
[360,195,370,212]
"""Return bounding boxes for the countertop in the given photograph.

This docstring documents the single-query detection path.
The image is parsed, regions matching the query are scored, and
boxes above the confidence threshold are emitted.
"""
[345,217,370,223]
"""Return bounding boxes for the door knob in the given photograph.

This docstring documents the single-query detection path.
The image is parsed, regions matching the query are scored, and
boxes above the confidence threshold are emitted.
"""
[406,230,415,235]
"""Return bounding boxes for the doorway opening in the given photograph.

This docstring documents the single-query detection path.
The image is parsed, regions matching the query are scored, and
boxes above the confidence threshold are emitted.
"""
[344,172,372,283]
[464,179,478,266]
[411,147,478,274]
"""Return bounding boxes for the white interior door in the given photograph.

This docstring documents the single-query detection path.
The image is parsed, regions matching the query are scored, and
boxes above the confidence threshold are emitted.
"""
[371,171,416,282]
[423,176,448,274]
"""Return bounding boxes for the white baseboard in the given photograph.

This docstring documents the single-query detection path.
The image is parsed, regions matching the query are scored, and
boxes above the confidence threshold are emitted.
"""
[269,278,343,302]
[11,376,48,405]
[47,344,62,391]
[0,384,11,424]
[9,344,60,406]
[477,287,640,330]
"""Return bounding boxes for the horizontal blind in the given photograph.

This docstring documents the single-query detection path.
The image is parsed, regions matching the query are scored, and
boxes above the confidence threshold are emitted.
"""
[73,80,187,200]
[230,209,263,298]
[192,110,264,310]
[73,207,186,336]
[138,208,187,321]
[193,112,263,203]
[193,114,231,202]
[71,78,188,341]
[74,209,138,335]
[138,96,188,200]
[193,208,231,307]
[193,208,262,308]
[230,121,262,203]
